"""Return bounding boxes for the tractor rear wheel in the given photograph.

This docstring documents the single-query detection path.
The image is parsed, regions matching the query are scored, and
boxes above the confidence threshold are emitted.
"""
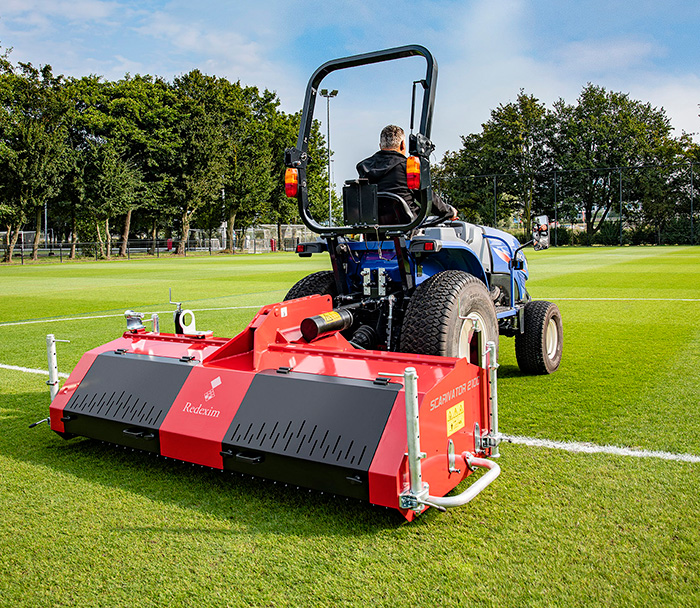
[515,300,563,374]
[399,270,498,361]
[284,270,337,301]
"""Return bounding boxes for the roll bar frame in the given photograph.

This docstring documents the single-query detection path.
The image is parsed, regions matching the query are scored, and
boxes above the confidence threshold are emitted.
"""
[284,44,439,237]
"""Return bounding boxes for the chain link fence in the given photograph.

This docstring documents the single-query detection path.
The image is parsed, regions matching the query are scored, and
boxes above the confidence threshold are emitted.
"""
[1,224,319,263]
[435,163,699,246]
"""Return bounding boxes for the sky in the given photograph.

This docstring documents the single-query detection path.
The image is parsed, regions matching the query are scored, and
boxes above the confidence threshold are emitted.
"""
[2,0,700,186]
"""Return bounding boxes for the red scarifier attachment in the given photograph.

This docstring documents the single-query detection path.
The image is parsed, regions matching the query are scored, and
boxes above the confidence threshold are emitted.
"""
[47,295,501,520]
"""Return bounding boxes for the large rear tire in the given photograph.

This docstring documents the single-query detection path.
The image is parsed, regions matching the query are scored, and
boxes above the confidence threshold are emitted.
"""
[515,300,563,374]
[399,270,498,360]
[284,270,337,301]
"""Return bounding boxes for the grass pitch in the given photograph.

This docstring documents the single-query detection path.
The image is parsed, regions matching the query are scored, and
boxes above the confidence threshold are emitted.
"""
[1,247,699,607]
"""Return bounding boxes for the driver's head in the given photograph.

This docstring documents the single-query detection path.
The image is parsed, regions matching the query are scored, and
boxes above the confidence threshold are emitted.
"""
[380,125,406,156]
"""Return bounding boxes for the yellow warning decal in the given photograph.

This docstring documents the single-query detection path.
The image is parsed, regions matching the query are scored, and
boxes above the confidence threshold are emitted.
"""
[446,401,465,436]
[319,311,342,323]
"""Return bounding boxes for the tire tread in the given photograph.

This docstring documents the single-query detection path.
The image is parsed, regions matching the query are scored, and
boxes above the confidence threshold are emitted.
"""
[400,270,497,356]
[284,271,337,301]
[514,300,562,374]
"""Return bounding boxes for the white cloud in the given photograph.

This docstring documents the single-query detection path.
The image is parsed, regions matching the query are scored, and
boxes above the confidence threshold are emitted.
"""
[630,77,700,137]
[130,9,298,98]
[110,54,145,77]
[1,0,699,186]
[428,0,700,162]
[556,37,663,74]
[2,0,121,24]
[432,0,557,155]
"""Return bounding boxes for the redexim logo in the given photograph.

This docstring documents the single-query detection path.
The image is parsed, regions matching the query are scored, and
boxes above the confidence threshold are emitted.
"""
[182,402,220,418]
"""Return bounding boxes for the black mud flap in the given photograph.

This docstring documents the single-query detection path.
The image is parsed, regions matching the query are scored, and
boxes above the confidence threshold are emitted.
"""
[59,352,194,453]
[221,370,400,500]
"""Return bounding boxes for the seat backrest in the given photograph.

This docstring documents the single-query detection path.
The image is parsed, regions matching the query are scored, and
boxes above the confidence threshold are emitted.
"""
[343,179,378,225]
[343,180,416,229]
[377,192,415,225]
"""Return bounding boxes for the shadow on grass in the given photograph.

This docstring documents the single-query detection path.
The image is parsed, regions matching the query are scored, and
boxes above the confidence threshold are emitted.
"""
[5,390,422,537]
[496,364,526,378]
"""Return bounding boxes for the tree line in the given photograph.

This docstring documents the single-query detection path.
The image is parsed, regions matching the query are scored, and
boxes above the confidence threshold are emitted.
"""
[3,43,699,263]
[435,85,700,242]
[0,47,333,261]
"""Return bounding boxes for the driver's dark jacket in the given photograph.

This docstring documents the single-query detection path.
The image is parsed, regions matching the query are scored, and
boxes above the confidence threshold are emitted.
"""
[356,149,453,217]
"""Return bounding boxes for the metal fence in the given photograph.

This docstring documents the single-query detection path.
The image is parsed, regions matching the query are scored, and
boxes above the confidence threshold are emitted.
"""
[1,224,319,263]
[435,163,699,246]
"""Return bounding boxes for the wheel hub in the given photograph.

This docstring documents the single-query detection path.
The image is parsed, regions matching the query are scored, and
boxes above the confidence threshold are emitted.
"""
[545,318,558,359]
[458,312,488,360]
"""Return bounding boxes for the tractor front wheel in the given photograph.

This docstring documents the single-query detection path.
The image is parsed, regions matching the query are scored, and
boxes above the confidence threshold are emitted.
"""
[515,300,563,374]
[399,270,498,361]
[284,270,337,301]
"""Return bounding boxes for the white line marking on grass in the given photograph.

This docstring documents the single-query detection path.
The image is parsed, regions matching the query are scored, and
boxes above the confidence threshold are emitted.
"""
[544,297,700,302]
[187,306,265,312]
[0,305,267,327]
[503,435,700,463]
[6,361,699,465]
[0,363,69,378]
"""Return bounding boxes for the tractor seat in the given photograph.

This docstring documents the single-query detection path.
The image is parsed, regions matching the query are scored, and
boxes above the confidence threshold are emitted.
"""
[342,179,415,228]
[377,191,415,225]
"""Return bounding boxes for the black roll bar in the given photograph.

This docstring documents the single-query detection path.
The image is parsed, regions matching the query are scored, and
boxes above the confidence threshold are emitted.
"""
[285,45,438,237]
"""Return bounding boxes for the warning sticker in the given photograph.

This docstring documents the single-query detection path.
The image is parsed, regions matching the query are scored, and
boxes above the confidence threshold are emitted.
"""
[446,401,465,436]
[320,311,342,323]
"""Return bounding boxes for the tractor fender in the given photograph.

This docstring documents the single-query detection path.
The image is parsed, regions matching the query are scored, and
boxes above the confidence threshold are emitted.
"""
[416,244,489,288]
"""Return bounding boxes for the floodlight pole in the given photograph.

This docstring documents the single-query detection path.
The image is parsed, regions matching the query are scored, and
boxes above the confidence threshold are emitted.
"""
[320,89,338,227]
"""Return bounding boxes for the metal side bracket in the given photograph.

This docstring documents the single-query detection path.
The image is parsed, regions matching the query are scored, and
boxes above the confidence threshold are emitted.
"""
[46,334,70,402]
[474,422,501,453]
[486,340,501,457]
[392,361,501,516]
[425,453,501,510]
[125,310,160,333]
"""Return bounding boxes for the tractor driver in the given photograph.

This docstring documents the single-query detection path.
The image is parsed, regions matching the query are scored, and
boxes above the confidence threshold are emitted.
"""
[356,124,457,224]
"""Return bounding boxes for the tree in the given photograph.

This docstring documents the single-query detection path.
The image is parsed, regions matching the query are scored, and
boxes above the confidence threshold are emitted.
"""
[83,141,142,258]
[435,91,553,230]
[435,134,506,224]
[218,83,277,250]
[625,134,700,243]
[265,111,300,241]
[303,117,338,225]
[480,91,554,231]
[0,56,68,261]
[166,70,227,255]
[59,75,108,258]
[104,75,178,255]
[552,84,675,236]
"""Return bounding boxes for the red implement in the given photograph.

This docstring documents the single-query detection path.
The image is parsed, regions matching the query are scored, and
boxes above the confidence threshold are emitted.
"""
[49,295,500,520]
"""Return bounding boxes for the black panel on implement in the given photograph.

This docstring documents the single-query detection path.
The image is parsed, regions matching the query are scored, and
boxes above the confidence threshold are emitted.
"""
[60,352,194,452]
[221,370,401,500]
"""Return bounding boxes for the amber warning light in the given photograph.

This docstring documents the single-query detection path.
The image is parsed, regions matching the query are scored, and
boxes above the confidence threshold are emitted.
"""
[285,168,299,197]
[406,156,420,190]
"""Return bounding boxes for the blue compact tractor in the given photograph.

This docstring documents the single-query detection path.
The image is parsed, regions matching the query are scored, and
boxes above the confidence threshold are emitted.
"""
[283,45,562,374]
